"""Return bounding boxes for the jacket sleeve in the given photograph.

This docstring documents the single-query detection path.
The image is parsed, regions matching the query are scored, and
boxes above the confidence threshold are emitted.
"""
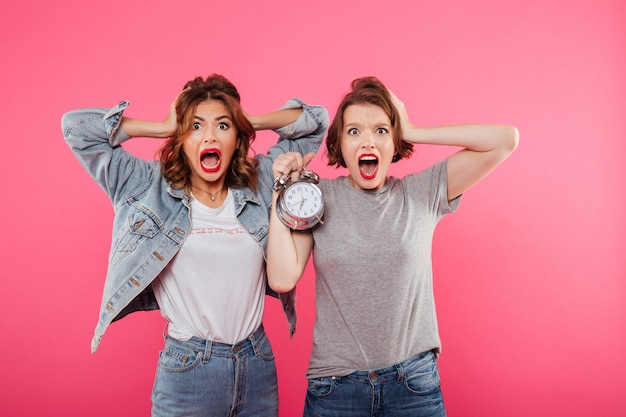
[61,101,155,207]
[257,98,329,198]
[266,98,329,158]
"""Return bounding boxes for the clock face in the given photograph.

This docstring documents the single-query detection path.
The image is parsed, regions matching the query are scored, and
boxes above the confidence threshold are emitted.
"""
[284,182,322,218]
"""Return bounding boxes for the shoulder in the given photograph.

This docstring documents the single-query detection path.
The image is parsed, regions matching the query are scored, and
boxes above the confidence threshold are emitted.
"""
[402,160,448,186]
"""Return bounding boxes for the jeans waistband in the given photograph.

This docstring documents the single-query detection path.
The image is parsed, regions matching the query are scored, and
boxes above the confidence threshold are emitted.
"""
[345,350,436,383]
[164,324,266,361]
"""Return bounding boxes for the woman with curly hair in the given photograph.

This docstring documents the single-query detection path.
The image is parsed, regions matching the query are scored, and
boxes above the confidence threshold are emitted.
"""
[62,73,328,416]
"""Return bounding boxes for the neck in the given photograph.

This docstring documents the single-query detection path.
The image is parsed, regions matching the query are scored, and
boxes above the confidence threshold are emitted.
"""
[191,184,226,201]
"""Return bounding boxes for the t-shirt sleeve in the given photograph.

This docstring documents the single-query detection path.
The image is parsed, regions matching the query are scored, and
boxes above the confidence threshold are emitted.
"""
[403,159,461,218]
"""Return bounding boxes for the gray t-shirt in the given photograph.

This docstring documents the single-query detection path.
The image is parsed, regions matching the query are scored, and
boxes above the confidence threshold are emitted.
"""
[307,160,460,379]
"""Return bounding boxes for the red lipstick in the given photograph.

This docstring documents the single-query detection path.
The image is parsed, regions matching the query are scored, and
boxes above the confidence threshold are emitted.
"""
[358,153,378,180]
[200,148,221,173]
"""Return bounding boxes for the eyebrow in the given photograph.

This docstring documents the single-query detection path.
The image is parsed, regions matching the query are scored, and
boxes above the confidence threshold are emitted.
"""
[193,114,232,123]
[344,121,390,128]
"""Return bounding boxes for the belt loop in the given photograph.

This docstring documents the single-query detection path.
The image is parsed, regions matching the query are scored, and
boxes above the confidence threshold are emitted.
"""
[248,325,263,356]
[395,362,405,382]
[203,340,212,364]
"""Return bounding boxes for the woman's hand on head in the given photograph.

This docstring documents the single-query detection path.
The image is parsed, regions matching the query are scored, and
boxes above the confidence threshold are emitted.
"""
[160,97,178,137]
[120,95,179,139]
[388,89,413,133]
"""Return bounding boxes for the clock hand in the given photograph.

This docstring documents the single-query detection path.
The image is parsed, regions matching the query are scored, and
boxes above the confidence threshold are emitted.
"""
[297,188,307,211]
[299,196,309,212]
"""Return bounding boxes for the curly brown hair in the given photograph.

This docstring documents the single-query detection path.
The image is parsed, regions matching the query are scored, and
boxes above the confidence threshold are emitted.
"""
[159,74,258,193]
[326,76,413,167]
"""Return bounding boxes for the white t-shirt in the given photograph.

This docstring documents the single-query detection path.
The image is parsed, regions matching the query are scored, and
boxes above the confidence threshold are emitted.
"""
[153,190,266,344]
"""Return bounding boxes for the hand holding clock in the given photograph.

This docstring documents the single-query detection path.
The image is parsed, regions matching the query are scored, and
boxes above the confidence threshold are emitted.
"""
[271,152,324,230]
[272,152,314,180]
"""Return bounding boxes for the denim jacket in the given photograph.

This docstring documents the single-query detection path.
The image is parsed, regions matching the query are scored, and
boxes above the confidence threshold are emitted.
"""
[62,98,328,353]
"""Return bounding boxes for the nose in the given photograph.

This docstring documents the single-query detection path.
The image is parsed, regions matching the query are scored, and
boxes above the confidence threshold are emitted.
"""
[360,131,375,149]
[203,129,217,143]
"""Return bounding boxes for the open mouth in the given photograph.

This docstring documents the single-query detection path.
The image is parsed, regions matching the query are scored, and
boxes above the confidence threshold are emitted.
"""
[358,154,378,180]
[200,148,221,173]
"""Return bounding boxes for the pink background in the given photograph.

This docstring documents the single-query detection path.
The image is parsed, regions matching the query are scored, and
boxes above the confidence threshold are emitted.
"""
[1,0,624,416]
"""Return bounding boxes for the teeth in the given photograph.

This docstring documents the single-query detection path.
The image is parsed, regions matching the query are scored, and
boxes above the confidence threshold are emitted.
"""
[359,156,377,161]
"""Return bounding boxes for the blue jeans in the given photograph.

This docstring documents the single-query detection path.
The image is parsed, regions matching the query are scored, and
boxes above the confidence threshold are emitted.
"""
[151,325,278,417]
[303,351,446,417]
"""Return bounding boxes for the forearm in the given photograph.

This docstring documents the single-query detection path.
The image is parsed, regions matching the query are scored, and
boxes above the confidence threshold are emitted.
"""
[266,192,312,293]
[120,117,176,138]
[389,90,519,199]
[403,123,519,153]
[248,108,304,131]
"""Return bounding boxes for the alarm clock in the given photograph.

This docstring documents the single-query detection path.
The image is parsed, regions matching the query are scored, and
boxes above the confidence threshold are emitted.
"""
[272,169,324,230]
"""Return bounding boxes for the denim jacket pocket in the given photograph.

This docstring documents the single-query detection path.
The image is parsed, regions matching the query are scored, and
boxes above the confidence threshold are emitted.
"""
[111,213,160,268]
[122,213,158,250]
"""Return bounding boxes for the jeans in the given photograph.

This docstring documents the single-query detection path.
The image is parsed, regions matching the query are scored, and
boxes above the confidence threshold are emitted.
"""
[303,350,446,417]
[151,325,278,417]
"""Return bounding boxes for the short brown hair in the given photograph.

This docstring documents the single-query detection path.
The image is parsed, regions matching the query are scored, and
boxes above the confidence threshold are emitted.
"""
[326,76,413,167]
[159,74,258,192]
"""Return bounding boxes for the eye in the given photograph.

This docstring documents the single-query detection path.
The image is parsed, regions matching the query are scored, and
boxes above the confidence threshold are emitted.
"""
[217,122,229,130]
[347,128,359,135]
[375,127,389,134]
[192,122,201,130]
